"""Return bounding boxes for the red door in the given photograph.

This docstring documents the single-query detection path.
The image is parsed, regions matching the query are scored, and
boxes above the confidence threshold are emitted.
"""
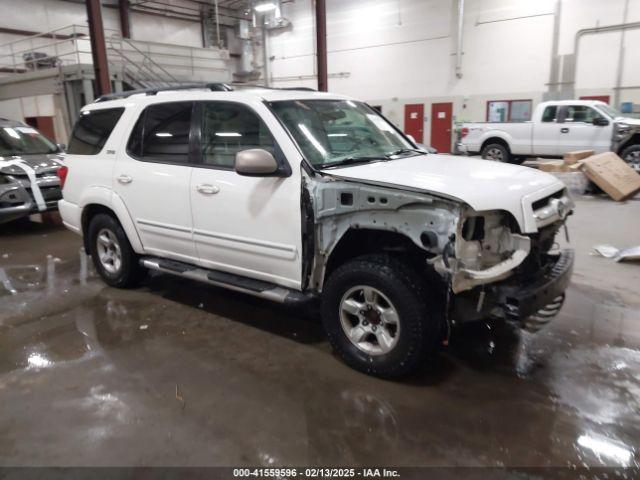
[404,104,424,143]
[430,102,453,153]
[580,95,610,105]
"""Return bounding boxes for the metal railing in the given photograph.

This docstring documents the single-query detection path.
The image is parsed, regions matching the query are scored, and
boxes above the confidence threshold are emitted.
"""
[0,24,231,84]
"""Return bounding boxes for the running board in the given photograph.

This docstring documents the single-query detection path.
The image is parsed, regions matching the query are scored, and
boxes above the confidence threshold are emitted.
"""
[140,257,315,306]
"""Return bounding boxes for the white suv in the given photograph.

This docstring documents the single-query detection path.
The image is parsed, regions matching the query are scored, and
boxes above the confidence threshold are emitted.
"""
[58,84,575,377]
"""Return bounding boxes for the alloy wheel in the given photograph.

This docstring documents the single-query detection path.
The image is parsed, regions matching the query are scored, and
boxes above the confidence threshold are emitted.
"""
[96,228,122,274]
[339,285,400,356]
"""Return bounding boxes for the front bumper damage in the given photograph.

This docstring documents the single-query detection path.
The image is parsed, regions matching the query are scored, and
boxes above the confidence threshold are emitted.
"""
[0,172,61,224]
[451,249,574,330]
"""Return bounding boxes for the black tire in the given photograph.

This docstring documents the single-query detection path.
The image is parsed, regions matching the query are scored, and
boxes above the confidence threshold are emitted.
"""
[321,254,440,378]
[481,142,512,163]
[88,213,145,288]
[620,144,640,172]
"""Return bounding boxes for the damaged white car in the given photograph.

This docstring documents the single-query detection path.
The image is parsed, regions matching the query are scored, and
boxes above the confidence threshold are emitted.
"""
[58,85,574,377]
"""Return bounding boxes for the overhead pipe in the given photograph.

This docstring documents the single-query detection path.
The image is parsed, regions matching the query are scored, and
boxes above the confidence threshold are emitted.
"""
[455,0,464,79]
[315,0,327,91]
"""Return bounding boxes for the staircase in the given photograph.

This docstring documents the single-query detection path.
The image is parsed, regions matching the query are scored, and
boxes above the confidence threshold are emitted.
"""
[106,35,180,89]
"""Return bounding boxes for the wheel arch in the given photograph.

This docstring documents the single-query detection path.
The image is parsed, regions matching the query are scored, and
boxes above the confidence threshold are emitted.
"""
[81,195,144,255]
[322,228,435,290]
[480,136,511,154]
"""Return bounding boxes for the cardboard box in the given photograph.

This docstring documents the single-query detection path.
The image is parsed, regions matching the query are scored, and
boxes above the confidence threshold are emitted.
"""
[563,150,595,165]
[538,160,568,172]
[582,152,640,201]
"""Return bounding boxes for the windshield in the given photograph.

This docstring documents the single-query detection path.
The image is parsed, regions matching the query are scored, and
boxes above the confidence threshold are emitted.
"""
[270,99,415,167]
[597,104,623,119]
[0,125,58,156]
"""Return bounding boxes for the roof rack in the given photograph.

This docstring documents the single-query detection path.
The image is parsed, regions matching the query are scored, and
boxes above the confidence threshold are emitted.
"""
[95,83,233,102]
[94,83,318,103]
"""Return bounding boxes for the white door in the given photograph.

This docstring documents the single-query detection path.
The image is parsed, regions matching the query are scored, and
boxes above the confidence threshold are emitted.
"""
[189,101,302,290]
[556,105,612,154]
[532,104,561,155]
[114,101,198,263]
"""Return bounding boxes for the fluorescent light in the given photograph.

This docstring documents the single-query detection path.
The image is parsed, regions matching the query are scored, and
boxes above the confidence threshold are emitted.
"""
[577,434,633,466]
[254,2,277,12]
[215,132,242,137]
[155,132,173,137]
[328,133,348,137]
[3,127,21,139]
[27,353,51,368]
[298,124,326,156]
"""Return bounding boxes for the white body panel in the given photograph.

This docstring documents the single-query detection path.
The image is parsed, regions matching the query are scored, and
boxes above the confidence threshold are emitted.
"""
[325,154,564,233]
[555,122,612,154]
[189,99,303,289]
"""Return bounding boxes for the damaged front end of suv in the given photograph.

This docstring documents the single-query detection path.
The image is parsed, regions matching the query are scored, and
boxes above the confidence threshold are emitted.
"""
[303,172,574,333]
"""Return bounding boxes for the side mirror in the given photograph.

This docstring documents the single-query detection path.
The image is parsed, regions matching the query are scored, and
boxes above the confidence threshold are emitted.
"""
[235,149,279,176]
[593,117,609,126]
[57,143,66,152]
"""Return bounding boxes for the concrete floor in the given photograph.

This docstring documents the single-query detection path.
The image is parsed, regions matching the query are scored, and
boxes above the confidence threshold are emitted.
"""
[0,196,639,468]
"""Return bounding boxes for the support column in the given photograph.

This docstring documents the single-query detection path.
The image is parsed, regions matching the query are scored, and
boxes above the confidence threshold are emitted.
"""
[85,0,111,96]
[315,0,327,92]
[119,0,131,39]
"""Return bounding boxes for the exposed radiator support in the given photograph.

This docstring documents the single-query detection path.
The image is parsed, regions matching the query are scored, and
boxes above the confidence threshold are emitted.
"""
[455,0,464,79]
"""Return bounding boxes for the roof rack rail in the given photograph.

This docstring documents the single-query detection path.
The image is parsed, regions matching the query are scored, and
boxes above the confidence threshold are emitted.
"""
[230,83,316,92]
[95,83,233,102]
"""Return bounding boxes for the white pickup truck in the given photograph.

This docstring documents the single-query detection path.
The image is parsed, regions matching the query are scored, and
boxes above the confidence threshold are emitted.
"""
[458,100,640,170]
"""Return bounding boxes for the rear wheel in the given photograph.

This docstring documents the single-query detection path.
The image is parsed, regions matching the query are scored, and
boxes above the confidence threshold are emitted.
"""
[321,254,440,378]
[620,144,640,172]
[481,143,511,163]
[88,213,145,288]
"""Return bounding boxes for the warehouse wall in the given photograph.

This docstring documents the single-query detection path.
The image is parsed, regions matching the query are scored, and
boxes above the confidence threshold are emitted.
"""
[0,0,203,49]
[269,0,640,147]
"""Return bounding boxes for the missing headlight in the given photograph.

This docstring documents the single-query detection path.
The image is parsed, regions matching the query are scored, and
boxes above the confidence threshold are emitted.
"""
[461,216,485,241]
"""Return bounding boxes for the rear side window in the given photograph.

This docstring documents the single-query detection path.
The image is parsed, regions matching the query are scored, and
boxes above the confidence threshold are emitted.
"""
[541,106,557,122]
[127,102,193,163]
[67,108,124,155]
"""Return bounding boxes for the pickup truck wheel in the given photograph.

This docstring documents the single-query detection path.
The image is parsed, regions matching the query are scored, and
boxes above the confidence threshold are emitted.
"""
[481,143,511,162]
[621,145,640,172]
[321,254,438,378]
[88,213,145,288]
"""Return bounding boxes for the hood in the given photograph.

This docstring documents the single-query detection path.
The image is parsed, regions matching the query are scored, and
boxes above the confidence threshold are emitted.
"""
[324,154,566,232]
[617,117,640,128]
[0,154,64,176]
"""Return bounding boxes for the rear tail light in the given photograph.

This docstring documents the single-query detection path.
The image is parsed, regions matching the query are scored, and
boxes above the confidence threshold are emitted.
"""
[460,127,469,139]
[57,165,68,189]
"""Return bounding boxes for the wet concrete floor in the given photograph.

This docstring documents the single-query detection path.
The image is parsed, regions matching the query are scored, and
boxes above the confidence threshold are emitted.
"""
[0,197,639,467]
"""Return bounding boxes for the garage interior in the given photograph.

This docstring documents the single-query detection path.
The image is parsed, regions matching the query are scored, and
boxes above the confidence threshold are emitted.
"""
[1,0,640,473]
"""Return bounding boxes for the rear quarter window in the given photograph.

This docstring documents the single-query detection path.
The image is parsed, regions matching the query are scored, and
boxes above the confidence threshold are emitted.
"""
[67,108,125,155]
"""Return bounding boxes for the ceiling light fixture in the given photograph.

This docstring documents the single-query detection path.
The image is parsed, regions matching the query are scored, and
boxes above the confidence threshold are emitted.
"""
[254,2,277,13]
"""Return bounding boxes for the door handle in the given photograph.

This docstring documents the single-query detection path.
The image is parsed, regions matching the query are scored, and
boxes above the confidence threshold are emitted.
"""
[117,174,133,184]
[560,127,570,133]
[196,184,220,195]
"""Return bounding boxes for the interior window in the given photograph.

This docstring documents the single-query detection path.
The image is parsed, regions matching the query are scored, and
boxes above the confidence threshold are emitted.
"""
[541,106,558,123]
[200,102,275,168]
[127,102,193,162]
[563,105,601,124]
[487,100,532,122]
[68,108,124,155]
[510,100,532,122]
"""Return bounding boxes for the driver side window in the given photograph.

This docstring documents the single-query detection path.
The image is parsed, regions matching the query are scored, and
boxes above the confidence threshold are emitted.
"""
[200,102,275,169]
[561,105,602,124]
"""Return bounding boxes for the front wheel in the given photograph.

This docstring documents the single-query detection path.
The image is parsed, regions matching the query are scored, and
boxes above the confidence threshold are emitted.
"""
[481,143,511,163]
[321,255,440,378]
[620,144,640,172]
